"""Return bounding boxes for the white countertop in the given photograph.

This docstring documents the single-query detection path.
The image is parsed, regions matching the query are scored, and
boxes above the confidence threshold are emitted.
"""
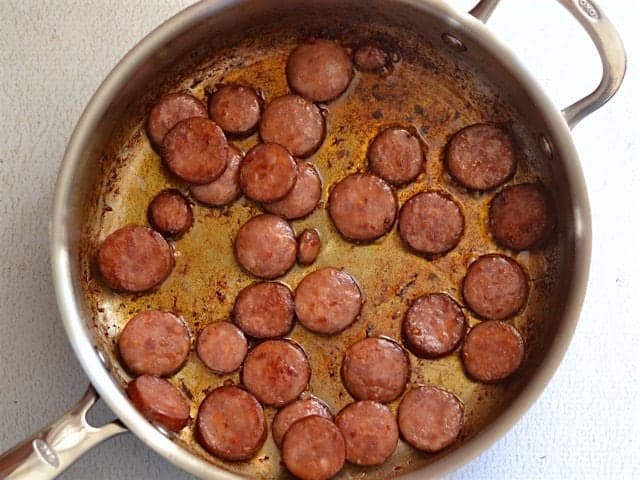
[1,0,638,478]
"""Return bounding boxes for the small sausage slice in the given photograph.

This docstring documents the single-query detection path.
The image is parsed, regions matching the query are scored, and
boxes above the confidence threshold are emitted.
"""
[397,386,464,453]
[329,173,397,242]
[234,214,297,279]
[368,127,424,186]
[294,267,362,335]
[403,293,467,358]
[208,84,262,136]
[264,160,322,220]
[287,38,354,103]
[196,322,248,374]
[341,337,409,403]
[190,145,242,207]
[399,191,464,256]
[297,229,321,266]
[353,44,389,72]
[239,143,297,203]
[118,310,190,376]
[147,189,193,237]
[97,226,174,293]
[335,401,398,466]
[162,117,228,185]
[462,254,528,320]
[259,94,326,158]
[127,375,190,432]
[490,183,555,250]
[272,397,333,448]
[234,282,294,338]
[196,385,267,461]
[242,340,311,407]
[446,124,516,191]
[146,92,207,149]
[282,416,346,480]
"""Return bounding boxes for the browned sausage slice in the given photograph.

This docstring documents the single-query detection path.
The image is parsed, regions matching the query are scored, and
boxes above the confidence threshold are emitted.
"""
[259,94,326,158]
[446,124,516,191]
[127,375,190,432]
[242,339,311,407]
[118,310,190,376]
[294,267,362,335]
[398,191,464,255]
[462,320,525,383]
[462,254,528,320]
[490,183,555,250]
[190,145,242,207]
[335,401,398,466]
[282,416,346,480]
[196,385,267,461]
[353,44,389,72]
[264,160,322,220]
[234,214,297,279]
[403,293,467,358]
[287,38,354,103]
[196,322,248,374]
[272,397,333,448]
[297,229,321,266]
[341,337,409,403]
[162,117,228,185]
[234,282,294,338]
[368,127,424,186]
[239,143,297,203]
[328,173,397,242]
[146,92,207,149]
[97,225,174,293]
[208,84,262,136]
[397,386,464,452]
[147,189,193,237]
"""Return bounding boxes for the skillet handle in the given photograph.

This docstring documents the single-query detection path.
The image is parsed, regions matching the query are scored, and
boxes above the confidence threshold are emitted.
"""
[0,385,127,480]
[469,0,627,129]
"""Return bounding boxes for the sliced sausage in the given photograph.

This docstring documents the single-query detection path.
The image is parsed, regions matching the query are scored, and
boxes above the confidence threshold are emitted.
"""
[190,145,242,207]
[368,127,424,186]
[397,386,464,453]
[146,92,207,150]
[127,375,190,432]
[263,160,322,220]
[242,339,311,407]
[398,191,464,256]
[490,183,555,250]
[282,416,346,480]
[196,385,267,461]
[328,173,397,242]
[259,94,326,158]
[272,397,333,448]
[208,84,262,136]
[462,320,525,383]
[335,401,398,466]
[353,44,389,72]
[294,267,362,335]
[147,189,193,237]
[234,214,297,279]
[287,38,354,103]
[196,322,247,374]
[341,337,409,403]
[162,117,228,185]
[403,293,467,358]
[462,254,528,320]
[239,142,297,203]
[118,310,190,376]
[446,123,516,191]
[234,282,294,338]
[97,225,174,293]
[297,229,321,266]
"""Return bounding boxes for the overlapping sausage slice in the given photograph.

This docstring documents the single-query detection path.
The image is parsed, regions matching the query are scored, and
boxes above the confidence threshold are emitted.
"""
[196,322,247,374]
[127,375,190,432]
[146,92,207,149]
[208,84,262,136]
[368,127,424,186]
[263,160,322,220]
[190,146,242,207]
[147,189,193,237]
[272,397,333,448]
[234,282,294,338]
[239,143,297,203]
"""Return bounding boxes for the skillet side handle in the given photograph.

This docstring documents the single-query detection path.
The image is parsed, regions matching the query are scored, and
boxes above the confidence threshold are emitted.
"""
[469,0,626,129]
[0,385,127,480]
